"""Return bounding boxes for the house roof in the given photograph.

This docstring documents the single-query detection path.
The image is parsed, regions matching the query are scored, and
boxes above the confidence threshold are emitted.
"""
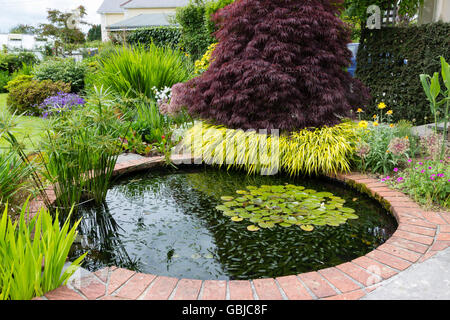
[121,0,190,9]
[98,0,190,13]
[97,0,126,13]
[106,13,176,30]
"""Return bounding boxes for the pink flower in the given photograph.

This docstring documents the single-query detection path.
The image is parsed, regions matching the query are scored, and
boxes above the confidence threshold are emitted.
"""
[430,176,435,180]
[438,174,444,178]
[419,162,423,165]
[386,176,391,180]
[428,166,432,170]
[393,168,399,172]
[421,170,425,173]
[397,177,404,182]
[381,178,386,182]
[408,159,412,163]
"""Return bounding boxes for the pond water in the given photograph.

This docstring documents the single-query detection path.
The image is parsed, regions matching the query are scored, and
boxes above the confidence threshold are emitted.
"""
[69,166,397,280]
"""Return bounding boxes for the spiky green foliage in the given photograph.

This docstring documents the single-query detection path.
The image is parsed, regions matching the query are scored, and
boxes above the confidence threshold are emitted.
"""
[0,201,87,300]
[281,123,359,176]
[180,122,358,176]
[0,151,33,212]
[96,43,192,100]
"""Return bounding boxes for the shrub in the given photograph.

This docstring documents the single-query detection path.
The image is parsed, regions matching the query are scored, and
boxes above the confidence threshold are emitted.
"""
[193,42,217,76]
[0,202,86,300]
[0,52,38,74]
[176,0,370,131]
[0,71,10,93]
[356,22,450,125]
[38,92,86,118]
[33,58,87,93]
[5,76,71,116]
[204,0,234,35]
[180,121,359,176]
[96,44,192,101]
[385,158,450,209]
[127,26,182,48]
[354,122,415,175]
[175,0,213,60]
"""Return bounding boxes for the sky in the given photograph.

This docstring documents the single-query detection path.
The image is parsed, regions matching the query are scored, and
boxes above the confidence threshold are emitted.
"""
[0,0,104,33]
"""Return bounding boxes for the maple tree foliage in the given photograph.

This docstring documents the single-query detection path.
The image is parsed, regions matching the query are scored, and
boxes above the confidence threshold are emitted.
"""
[176,0,370,131]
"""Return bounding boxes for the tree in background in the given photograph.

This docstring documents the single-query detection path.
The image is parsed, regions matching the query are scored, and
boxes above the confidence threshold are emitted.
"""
[176,0,370,131]
[9,24,36,35]
[38,5,87,55]
[175,0,235,60]
[204,0,234,35]
[343,0,424,26]
[87,25,102,42]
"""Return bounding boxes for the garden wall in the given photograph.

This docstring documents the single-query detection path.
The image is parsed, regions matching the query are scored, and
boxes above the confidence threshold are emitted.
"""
[356,22,450,125]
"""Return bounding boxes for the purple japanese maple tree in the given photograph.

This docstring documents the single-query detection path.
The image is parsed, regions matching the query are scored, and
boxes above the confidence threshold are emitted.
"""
[175,0,370,131]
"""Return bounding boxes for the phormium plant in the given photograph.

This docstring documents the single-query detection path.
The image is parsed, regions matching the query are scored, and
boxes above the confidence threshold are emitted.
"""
[175,0,370,131]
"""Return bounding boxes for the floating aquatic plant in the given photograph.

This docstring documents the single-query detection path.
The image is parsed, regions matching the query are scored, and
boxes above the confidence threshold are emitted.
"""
[216,184,359,231]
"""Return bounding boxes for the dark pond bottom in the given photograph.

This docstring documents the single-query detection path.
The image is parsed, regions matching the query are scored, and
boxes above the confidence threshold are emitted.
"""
[69,165,397,280]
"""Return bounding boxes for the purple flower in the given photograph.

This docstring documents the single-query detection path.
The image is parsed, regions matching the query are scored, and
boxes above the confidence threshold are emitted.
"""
[438,174,444,178]
[428,166,432,170]
[39,92,86,118]
[419,162,423,165]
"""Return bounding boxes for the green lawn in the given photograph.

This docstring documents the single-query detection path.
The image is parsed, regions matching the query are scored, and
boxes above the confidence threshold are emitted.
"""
[0,93,47,153]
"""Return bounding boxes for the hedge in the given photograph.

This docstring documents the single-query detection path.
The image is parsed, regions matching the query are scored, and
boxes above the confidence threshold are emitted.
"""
[126,26,182,48]
[356,22,450,125]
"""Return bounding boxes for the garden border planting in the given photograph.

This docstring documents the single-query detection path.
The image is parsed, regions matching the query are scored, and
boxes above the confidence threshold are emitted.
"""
[30,155,450,300]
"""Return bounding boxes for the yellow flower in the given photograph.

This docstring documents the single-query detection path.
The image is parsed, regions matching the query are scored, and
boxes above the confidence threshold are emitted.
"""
[389,124,395,128]
[405,136,409,140]
[386,150,390,153]
[373,121,379,127]
[372,114,377,119]
[378,102,387,109]
[358,120,368,129]
[356,108,363,113]
[386,110,393,115]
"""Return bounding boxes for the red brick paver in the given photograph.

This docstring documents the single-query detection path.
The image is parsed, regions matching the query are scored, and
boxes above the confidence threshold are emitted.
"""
[31,158,450,301]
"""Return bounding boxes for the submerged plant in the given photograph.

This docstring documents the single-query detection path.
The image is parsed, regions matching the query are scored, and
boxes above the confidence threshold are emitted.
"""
[216,184,358,232]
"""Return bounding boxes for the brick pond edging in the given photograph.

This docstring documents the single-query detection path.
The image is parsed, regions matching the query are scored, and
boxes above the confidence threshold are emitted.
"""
[31,155,450,300]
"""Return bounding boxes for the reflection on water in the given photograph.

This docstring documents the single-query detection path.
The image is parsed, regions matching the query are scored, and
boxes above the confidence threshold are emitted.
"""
[69,166,397,280]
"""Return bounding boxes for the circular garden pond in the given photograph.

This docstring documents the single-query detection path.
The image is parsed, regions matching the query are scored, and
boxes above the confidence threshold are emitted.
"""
[69,166,397,280]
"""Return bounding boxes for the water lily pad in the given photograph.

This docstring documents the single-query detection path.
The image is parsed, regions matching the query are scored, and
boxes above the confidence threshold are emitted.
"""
[300,225,314,232]
[247,225,260,231]
[218,184,358,232]
[215,205,229,211]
